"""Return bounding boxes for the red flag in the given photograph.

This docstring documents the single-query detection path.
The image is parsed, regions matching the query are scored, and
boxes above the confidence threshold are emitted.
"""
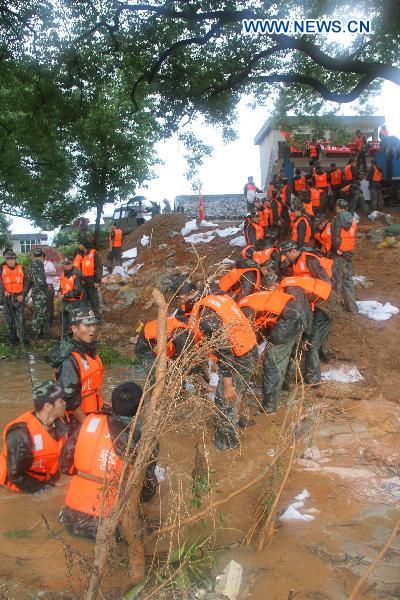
[198,191,204,223]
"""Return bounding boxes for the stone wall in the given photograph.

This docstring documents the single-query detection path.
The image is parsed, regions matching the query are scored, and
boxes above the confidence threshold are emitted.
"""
[175,194,247,220]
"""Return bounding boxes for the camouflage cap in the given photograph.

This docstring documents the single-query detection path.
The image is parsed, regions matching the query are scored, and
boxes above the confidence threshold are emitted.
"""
[336,198,349,210]
[280,240,298,253]
[33,247,44,257]
[70,306,98,325]
[62,256,73,265]
[3,248,16,259]
[33,380,65,403]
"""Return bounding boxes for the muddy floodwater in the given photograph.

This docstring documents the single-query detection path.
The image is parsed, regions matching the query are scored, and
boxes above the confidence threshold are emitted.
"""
[0,354,399,599]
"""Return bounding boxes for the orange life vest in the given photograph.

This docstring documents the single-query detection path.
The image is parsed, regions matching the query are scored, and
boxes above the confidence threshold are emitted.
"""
[219,268,261,294]
[310,187,322,208]
[344,164,354,182]
[315,224,332,254]
[280,184,291,205]
[81,249,96,277]
[280,276,332,305]
[355,135,363,152]
[340,184,352,194]
[110,228,122,248]
[0,412,64,492]
[259,208,272,228]
[71,352,103,414]
[241,244,255,260]
[372,166,383,182]
[293,176,306,192]
[238,290,294,328]
[309,144,318,158]
[291,216,312,243]
[314,172,328,189]
[144,316,187,358]
[268,184,275,198]
[190,295,256,357]
[252,247,277,266]
[64,413,122,518]
[1,264,24,295]
[60,273,82,301]
[245,222,265,245]
[330,168,343,186]
[72,254,83,271]
[293,251,333,279]
[338,219,357,252]
[303,201,315,217]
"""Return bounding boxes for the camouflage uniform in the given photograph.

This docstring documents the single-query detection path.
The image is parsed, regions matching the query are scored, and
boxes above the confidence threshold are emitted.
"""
[0,261,28,347]
[27,258,50,339]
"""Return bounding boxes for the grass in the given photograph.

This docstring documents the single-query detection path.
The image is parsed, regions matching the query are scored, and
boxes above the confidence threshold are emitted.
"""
[0,325,20,359]
[99,343,140,366]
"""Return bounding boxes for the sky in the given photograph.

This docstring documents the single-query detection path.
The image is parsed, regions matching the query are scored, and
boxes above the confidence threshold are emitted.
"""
[9,80,400,238]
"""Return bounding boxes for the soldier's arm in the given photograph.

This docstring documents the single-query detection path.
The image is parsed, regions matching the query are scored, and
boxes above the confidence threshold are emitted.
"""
[330,217,342,254]
[296,221,306,248]
[6,425,50,493]
[55,354,84,415]
[23,266,33,296]
[0,265,4,302]
[306,256,331,283]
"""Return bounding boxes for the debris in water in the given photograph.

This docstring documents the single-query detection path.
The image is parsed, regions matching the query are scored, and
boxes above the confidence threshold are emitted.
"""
[280,489,315,522]
[214,560,243,600]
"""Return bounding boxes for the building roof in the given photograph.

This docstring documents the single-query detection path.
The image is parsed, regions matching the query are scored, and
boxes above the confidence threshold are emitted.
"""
[254,115,386,145]
[9,233,48,241]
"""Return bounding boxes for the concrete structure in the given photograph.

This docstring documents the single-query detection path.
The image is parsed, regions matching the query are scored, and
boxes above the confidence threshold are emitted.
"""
[254,115,386,188]
[175,194,246,220]
[7,233,48,254]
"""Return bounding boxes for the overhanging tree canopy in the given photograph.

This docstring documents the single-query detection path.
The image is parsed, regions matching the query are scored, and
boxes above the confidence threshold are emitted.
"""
[0,0,399,228]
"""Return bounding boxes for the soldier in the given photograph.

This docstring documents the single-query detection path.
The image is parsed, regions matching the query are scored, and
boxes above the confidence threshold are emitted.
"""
[26,248,50,340]
[0,249,28,346]
[58,257,84,336]
[79,239,103,322]
[330,199,358,313]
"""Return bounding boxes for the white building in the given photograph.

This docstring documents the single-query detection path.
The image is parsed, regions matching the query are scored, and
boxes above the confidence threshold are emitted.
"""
[7,233,48,254]
[254,115,386,188]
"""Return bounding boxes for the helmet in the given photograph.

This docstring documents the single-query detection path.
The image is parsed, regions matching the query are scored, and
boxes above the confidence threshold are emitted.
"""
[279,240,298,253]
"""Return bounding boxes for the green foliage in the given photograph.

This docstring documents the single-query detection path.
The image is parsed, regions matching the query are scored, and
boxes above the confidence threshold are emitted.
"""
[98,343,139,367]
[16,254,31,268]
[158,536,215,591]
[0,214,11,248]
[4,529,33,539]
[53,229,80,249]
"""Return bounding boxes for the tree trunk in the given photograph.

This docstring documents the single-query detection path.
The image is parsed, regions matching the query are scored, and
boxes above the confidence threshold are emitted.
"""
[94,198,103,248]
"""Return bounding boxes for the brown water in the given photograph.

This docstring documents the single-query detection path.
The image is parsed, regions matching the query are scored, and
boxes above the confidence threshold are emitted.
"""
[0,355,399,599]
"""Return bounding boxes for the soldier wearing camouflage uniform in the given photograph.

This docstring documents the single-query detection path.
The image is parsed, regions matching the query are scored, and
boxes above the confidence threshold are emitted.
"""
[0,249,28,346]
[26,248,50,339]
[330,199,358,314]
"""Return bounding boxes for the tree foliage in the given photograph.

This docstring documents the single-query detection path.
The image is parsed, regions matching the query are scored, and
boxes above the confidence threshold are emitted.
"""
[0,0,399,228]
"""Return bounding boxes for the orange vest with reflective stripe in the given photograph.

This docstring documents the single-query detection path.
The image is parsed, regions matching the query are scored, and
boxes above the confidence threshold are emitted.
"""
[340,184,352,194]
[339,220,357,252]
[330,168,343,186]
[252,247,277,266]
[344,164,353,182]
[110,228,122,248]
[64,414,121,518]
[81,250,96,277]
[310,187,322,208]
[72,254,82,271]
[372,166,383,182]
[190,295,256,357]
[293,251,333,278]
[280,276,332,304]
[71,352,103,414]
[219,268,261,294]
[259,208,271,228]
[315,224,332,254]
[314,172,328,189]
[303,201,314,217]
[293,176,306,192]
[268,184,275,198]
[60,273,82,301]
[238,290,294,328]
[291,216,312,243]
[144,316,187,358]
[0,412,64,492]
[1,264,24,294]
[245,222,265,245]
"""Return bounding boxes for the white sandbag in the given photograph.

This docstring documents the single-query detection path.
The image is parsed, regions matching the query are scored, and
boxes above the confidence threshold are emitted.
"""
[356,300,399,321]
[122,247,137,259]
[216,226,242,238]
[200,220,219,227]
[321,364,364,383]
[112,266,129,279]
[181,219,198,237]
[184,231,216,244]
[140,235,150,246]
[229,235,246,247]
